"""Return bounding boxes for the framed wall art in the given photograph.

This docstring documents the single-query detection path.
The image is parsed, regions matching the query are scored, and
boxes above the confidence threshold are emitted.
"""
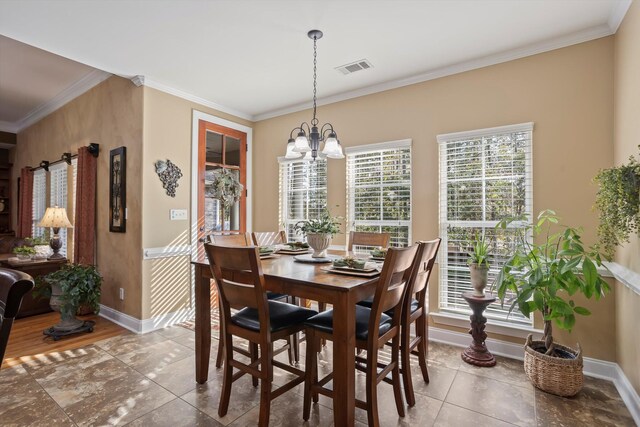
[109,146,126,232]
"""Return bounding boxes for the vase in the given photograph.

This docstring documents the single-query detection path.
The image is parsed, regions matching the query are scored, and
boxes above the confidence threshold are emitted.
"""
[306,233,332,258]
[34,244,53,259]
[469,263,489,296]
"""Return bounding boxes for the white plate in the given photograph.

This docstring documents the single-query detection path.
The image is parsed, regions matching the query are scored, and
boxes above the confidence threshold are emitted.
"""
[293,254,338,263]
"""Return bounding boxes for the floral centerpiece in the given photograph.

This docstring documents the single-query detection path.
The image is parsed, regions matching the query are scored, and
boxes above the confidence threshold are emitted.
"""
[294,208,341,258]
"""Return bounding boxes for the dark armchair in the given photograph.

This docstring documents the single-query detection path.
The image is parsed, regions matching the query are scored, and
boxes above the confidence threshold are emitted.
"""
[0,268,35,363]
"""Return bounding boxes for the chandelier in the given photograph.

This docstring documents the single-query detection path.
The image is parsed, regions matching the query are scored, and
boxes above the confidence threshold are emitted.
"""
[285,30,344,161]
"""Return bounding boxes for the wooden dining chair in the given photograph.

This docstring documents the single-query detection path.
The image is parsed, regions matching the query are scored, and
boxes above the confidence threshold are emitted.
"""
[302,245,418,427]
[399,238,441,406]
[209,232,251,246]
[0,268,35,363]
[205,244,317,426]
[251,231,287,246]
[208,232,298,367]
[347,231,391,252]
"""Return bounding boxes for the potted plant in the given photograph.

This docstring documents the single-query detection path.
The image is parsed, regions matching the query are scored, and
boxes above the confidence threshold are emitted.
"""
[43,263,102,332]
[13,245,36,260]
[495,210,610,397]
[25,235,52,259]
[294,208,341,258]
[593,146,640,259]
[468,234,490,296]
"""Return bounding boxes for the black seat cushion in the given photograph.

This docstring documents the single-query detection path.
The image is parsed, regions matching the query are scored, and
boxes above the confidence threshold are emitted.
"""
[304,305,392,341]
[266,292,287,300]
[357,297,419,315]
[231,300,317,333]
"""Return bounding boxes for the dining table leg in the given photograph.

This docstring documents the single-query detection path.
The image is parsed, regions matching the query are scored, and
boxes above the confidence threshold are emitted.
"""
[331,293,356,426]
[194,263,212,384]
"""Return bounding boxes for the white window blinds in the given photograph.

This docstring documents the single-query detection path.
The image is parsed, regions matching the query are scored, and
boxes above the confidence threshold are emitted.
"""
[32,169,47,238]
[346,140,412,248]
[279,158,328,242]
[49,162,68,257]
[438,123,533,324]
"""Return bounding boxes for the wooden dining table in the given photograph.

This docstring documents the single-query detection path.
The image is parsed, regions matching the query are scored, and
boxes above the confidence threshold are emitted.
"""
[191,251,379,427]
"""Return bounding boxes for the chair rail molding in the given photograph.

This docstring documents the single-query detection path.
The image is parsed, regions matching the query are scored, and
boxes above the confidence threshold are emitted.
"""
[603,261,640,296]
[143,244,191,260]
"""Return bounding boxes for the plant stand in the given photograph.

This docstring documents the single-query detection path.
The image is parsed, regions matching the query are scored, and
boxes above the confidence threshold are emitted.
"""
[43,320,95,341]
[461,291,496,367]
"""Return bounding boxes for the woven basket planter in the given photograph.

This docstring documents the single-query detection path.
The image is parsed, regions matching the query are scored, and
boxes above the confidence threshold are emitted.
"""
[523,334,583,397]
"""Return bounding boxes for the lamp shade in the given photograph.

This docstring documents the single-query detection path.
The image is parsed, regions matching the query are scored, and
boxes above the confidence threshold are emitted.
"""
[38,206,73,229]
[322,136,344,159]
[292,132,311,152]
[285,139,303,159]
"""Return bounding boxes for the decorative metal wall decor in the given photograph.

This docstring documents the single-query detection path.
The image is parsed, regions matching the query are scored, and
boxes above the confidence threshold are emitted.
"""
[109,147,126,232]
[155,159,183,197]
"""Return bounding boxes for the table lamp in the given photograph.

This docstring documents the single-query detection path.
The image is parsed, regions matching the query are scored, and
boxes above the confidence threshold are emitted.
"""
[38,206,73,259]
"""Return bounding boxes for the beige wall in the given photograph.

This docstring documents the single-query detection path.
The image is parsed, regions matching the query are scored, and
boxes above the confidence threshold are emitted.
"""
[140,87,252,319]
[14,76,144,318]
[614,0,640,394]
[255,37,617,360]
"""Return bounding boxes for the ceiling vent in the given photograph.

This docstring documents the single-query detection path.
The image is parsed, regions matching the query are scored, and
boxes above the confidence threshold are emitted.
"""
[335,59,373,75]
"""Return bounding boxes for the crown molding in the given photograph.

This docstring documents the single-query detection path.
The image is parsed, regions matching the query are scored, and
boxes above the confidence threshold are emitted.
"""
[3,69,112,134]
[253,24,614,122]
[143,78,253,121]
[0,121,19,133]
[608,0,633,32]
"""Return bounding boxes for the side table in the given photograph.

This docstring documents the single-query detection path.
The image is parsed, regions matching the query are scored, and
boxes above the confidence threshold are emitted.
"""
[0,258,68,318]
[461,291,497,367]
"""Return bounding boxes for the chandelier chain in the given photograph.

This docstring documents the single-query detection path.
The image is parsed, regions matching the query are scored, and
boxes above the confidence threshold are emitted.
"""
[312,35,318,127]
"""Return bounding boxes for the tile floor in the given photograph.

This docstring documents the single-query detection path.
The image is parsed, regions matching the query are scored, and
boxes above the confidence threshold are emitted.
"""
[0,325,635,427]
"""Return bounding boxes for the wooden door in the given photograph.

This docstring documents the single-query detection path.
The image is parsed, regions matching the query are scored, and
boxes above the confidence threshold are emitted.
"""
[197,120,247,248]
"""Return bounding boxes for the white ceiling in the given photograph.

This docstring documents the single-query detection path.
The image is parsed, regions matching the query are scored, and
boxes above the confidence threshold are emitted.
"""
[0,35,104,130]
[0,0,632,127]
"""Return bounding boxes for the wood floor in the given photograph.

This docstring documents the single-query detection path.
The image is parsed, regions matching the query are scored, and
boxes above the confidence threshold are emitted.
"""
[1,311,129,369]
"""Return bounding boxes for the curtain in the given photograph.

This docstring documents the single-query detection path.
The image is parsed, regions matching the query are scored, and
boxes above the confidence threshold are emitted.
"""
[73,146,97,265]
[16,167,33,238]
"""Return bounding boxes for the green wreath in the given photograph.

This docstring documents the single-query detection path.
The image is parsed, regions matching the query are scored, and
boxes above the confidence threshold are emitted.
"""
[205,169,244,208]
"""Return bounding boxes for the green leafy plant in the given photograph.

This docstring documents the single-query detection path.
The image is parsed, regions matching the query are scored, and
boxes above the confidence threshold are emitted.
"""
[495,210,610,356]
[43,264,102,316]
[593,146,640,260]
[294,208,341,237]
[467,234,490,267]
[205,168,244,208]
[13,246,36,256]
[25,236,49,246]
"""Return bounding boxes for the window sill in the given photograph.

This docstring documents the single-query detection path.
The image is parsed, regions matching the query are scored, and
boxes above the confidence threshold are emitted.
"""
[430,311,544,339]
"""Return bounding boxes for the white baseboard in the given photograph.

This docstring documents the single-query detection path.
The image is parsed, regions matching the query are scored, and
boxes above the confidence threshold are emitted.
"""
[98,304,194,334]
[430,327,640,425]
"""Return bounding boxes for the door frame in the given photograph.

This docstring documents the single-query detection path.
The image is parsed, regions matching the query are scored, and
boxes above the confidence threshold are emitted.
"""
[191,110,252,260]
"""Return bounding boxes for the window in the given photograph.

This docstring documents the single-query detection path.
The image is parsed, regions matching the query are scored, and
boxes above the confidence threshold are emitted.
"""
[49,162,68,257]
[32,169,46,237]
[346,140,412,249]
[279,158,327,242]
[438,123,533,324]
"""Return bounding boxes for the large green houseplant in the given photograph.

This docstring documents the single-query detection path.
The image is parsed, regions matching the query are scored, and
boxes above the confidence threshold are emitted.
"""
[294,208,341,258]
[43,263,102,332]
[593,146,640,259]
[495,210,610,396]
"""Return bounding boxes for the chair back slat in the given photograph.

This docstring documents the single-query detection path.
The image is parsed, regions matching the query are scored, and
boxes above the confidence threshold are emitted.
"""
[204,244,267,313]
[252,231,287,246]
[369,245,418,330]
[209,232,250,246]
[348,232,390,252]
[408,239,441,295]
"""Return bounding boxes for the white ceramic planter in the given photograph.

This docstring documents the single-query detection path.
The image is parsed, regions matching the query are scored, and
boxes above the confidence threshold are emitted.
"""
[306,233,332,258]
[469,263,489,296]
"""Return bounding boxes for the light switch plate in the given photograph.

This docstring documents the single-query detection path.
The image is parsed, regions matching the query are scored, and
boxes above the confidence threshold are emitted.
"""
[170,209,188,220]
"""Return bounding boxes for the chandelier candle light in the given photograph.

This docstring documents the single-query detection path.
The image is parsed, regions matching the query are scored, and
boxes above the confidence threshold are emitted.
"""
[285,30,345,161]
[38,206,73,259]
